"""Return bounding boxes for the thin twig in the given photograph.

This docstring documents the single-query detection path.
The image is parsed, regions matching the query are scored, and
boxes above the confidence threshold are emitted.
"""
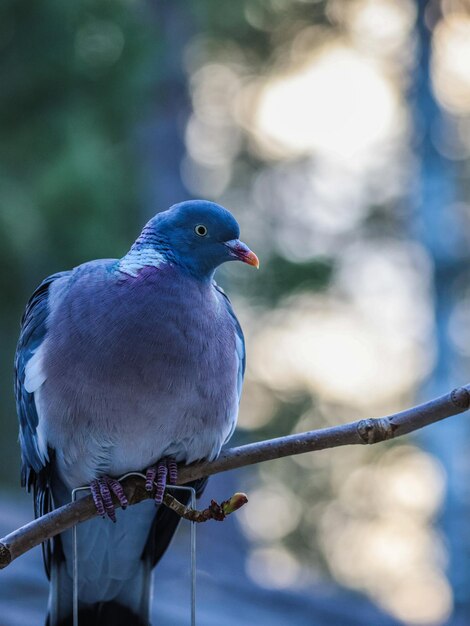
[1,384,469,569]
[163,492,248,522]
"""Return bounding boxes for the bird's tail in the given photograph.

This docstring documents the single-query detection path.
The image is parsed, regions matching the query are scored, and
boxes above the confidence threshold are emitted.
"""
[46,499,155,626]
[46,478,206,626]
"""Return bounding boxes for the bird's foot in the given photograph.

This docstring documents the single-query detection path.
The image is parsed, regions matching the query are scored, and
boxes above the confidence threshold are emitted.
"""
[145,458,178,505]
[90,476,128,522]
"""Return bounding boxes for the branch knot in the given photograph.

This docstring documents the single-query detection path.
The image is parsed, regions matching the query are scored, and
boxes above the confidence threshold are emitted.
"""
[357,418,394,444]
[451,387,470,409]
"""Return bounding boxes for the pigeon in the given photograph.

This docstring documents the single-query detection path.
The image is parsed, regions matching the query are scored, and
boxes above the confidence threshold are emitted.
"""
[15,200,258,626]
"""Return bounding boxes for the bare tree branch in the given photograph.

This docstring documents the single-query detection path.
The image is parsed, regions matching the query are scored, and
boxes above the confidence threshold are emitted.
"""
[1,384,469,569]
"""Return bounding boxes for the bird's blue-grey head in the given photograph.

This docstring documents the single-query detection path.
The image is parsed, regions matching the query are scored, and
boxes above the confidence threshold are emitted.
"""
[121,200,259,280]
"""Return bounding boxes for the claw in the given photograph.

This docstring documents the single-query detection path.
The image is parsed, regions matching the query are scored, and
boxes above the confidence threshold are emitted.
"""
[155,463,168,505]
[145,458,178,505]
[90,475,128,522]
[145,466,157,492]
[91,480,106,518]
[168,459,178,485]
[108,477,128,510]
[99,477,116,522]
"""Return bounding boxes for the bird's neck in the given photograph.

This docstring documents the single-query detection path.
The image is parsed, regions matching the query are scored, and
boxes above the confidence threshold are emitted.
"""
[118,225,217,282]
[117,243,215,283]
[117,246,169,278]
[117,228,177,278]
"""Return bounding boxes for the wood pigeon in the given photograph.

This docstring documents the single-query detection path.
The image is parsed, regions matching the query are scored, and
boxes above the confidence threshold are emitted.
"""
[15,200,258,626]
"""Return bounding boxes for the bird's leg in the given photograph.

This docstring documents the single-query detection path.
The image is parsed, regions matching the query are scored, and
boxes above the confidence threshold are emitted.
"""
[90,475,128,523]
[168,458,178,485]
[155,463,168,504]
[145,458,178,505]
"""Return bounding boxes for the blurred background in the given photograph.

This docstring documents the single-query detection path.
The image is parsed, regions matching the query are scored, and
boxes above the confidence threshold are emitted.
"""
[1,0,470,624]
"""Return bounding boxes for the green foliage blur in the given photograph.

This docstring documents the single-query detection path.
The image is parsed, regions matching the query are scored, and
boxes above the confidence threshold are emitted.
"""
[0,0,162,485]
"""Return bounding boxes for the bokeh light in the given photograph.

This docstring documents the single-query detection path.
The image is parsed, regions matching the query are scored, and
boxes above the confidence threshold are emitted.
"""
[180,2,470,624]
[251,43,403,163]
[432,13,470,114]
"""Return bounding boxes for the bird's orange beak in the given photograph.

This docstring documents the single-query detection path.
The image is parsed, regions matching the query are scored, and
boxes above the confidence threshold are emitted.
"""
[225,240,260,268]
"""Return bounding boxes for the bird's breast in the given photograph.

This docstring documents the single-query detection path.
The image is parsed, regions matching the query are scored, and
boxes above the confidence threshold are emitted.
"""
[40,267,239,484]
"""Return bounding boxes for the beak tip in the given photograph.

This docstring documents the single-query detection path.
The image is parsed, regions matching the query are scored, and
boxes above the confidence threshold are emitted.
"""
[226,240,260,269]
[245,251,260,269]
[249,252,259,270]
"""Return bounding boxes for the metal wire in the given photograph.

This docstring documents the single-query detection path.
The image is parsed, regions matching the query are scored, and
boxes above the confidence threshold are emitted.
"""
[71,472,197,626]
[70,485,82,626]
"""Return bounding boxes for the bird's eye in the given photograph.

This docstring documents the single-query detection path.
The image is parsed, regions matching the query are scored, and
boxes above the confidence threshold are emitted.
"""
[195,224,208,237]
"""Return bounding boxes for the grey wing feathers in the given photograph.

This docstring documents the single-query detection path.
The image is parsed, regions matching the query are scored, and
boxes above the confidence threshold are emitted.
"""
[213,281,246,399]
[15,271,71,578]
[15,271,70,490]
[213,282,245,445]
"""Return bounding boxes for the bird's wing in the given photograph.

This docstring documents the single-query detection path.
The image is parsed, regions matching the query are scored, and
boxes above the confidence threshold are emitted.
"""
[15,271,71,492]
[15,270,71,577]
[213,281,246,442]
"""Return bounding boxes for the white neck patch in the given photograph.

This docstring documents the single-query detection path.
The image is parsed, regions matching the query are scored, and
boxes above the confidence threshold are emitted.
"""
[117,247,168,277]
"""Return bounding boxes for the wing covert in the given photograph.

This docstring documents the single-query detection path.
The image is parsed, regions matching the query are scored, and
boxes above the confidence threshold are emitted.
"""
[213,282,246,445]
[15,271,70,490]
